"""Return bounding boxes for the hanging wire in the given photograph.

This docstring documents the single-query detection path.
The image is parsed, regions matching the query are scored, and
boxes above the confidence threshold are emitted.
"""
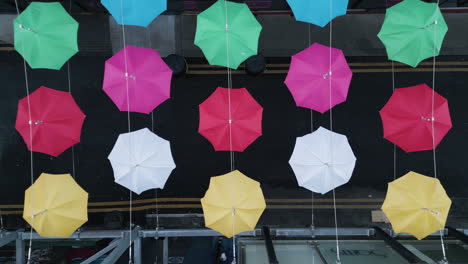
[14,1,35,263]
[67,0,77,179]
[118,0,134,263]
[391,59,396,180]
[308,24,315,231]
[328,1,341,263]
[430,1,447,262]
[222,1,237,263]
[385,0,397,182]
[146,28,161,263]
[307,22,316,264]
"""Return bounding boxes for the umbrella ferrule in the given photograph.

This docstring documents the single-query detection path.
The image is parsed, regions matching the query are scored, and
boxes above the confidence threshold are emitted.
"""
[225,24,229,32]
[422,207,440,216]
[125,72,136,80]
[32,209,48,218]
[232,207,236,216]
[422,20,437,29]
[29,120,43,125]
[322,71,332,79]
[229,119,233,124]
[19,24,37,33]
[421,116,435,122]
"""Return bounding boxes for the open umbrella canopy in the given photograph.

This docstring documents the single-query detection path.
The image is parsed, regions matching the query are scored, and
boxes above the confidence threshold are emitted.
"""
[199,87,263,152]
[286,0,349,27]
[15,86,86,157]
[194,0,262,69]
[377,0,448,67]
[201,170,266,238]
[379,84,452,152]
[101,0,166,27]
[23,173,88,238]
[285,43,352,113]
[14,2,78,70]
[108,128,175,195]
[289,127,356,194]
[382,171,451,240]
[103,45,173,114]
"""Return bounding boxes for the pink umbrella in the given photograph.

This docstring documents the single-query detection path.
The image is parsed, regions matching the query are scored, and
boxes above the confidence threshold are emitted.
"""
[103,45,173,114]
[285,43,352,113]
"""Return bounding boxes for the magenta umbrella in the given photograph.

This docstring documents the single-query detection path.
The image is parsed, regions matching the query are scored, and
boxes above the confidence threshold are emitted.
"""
[103,45,173,114]
[285,43,352,113]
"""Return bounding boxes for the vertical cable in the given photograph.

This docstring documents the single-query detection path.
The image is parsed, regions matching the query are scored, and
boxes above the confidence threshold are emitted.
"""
[329,1,341,263]
[391,60,396,181]
[308,24,315,232]
[430,1,447,262]
[223,1,236,263]
[146,28,160,262]
[308,25,315,264]
[14,1,35,263]
[386,0,397,182]
[119,0,133,263]
[67,0,76,179]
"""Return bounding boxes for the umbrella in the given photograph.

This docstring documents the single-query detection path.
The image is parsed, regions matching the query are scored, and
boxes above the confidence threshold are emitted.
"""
[379,84,452,152]
[285,43,352,113]
[194,0,262,69]
[23,173,88,238]
[103,45,173,114]
[14,2,78,70]
[382,171,451,240]
[201,170,266,238]
[199,87,263,152]
[284,43,353,113]
[15,86,86,157]
[101,0,166,27]
[377,0,448,67]
[108,128,175,195]
[289,127,356,194]
[286,0,349,27]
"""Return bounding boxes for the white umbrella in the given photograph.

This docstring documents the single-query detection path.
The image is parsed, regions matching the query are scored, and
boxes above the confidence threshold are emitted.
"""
[108,127,176,194]
[289,127,356,194]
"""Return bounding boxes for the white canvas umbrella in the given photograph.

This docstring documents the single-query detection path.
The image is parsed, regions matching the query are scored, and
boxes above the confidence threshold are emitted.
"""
[108,127,176,194]
[289,126,356,194]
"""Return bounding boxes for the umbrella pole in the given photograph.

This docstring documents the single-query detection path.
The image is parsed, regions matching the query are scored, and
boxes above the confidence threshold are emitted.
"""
[431,1,448,262]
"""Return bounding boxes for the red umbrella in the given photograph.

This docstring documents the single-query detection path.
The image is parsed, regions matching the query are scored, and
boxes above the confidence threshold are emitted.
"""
[15,86,86,157]
[199,87,263,152]
[380,84,452,153]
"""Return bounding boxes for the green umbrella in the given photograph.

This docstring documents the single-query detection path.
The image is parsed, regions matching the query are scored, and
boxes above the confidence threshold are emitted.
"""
[377,0,447,68]
[14,2,79,70]
[194,0,262,69]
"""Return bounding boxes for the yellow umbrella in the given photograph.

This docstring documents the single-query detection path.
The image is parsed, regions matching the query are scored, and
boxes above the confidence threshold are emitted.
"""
[23,173,88,238]
[201,170,266,238]
[382,171,451,240]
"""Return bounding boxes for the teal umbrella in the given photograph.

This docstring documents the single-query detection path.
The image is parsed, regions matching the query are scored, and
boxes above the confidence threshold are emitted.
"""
[194,0,262,69]
[377,0,448,68]
[14,2,79,70]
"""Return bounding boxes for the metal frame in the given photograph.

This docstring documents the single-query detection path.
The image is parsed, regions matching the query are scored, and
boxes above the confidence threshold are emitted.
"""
[447,226,468,245]
[262,226,279,264]
[374,226,425,264]
[1,227,465,264]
